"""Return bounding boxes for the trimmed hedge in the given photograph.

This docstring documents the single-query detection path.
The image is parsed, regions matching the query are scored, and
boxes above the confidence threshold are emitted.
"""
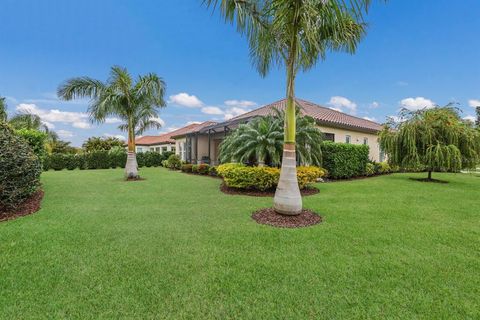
[217,163,325,191]
[44,151,171,171]
[321,142,369,179]
[15,128,47,162]
[1,123,42,210]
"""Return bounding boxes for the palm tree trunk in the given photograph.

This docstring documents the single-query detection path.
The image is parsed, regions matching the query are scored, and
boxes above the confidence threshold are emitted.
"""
[125,118,139,179]
[274,45,302,215]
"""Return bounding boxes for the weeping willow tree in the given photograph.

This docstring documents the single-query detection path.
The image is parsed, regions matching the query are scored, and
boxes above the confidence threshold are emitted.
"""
[379,105,480,181]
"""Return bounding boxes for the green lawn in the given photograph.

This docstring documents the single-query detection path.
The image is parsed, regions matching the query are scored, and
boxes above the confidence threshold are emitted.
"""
[1,168,479,319]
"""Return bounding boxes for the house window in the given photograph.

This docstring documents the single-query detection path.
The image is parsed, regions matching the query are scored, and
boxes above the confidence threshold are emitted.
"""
[137,147,143,153]
[345,135,351,144]
[363,137,368,145]
[155,147,160,153]
[171,147,176,153]
[324,133,335,142]
[150,147,154,152]
[162,147,168,153]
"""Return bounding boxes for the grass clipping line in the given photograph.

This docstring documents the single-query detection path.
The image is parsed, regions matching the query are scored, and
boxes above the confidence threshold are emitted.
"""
[252,208,322,228]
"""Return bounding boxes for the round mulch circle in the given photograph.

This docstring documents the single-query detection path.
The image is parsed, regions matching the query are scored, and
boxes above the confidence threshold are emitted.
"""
[220,183,319,197]
[252,208,322,228]
[0,190,44,223]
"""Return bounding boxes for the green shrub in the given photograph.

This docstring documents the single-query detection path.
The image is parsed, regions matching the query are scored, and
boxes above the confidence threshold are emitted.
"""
[197,164,210,175]
[136,152,145,168]
[366,162,376,176]
[49,153,67,170]
[296,166,325,188]
[166,154,182,170]
[15,128,47,161]
[208,166,218,176]
[141,151,162,167]
[86,150,111,169]
[191,164,199,174]
[217,163,246,177]
[161,160,169,168]
[0,123,42,210]
[376,162,391,174]
[43,155,51,171]
[76,154,87,170]
[181,164,193,173]
[161,151,175,162]
[321,142,369,179]
[108,147,127,168]
[64,154,78,170]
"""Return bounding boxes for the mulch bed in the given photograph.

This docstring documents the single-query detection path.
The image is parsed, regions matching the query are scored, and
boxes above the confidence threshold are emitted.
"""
[0,190,44,223]
[125,177,146,182]
[220,183,319,197]
[252,208,322,228]
[409,177,449,184]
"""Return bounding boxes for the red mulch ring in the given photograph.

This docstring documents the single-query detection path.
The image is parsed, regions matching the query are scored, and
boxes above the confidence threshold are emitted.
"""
[0,190,44,223]
[409,177,449,184]
[220,183,319,197]
[252,208,322,228]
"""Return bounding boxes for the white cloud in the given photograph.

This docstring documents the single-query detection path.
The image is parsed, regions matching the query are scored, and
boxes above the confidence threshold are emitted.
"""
[363,116,377,122]
[224,100,257,108]
[328,96,357,114]
[42,121,55,129]
[168,93,203,108]
[468,99,480,108]
[370,101,380,109]
[201,106,224,115]
[57,130,74,138]
[387,115,406,124]
[103,133,126,140]
[149,117,165,127]
[224,107,250,120]
[15,103,91,129]
[400,97,435,111]
[463,115,476,123]
[105,117,122,124]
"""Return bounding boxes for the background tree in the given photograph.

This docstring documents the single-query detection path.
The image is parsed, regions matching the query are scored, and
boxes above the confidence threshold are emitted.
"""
[82,136,124,152]
[379,105,480,181]
[58,66,166,179]
[205,0,373,215]
[476,106,480,127]
[0,96,7,122]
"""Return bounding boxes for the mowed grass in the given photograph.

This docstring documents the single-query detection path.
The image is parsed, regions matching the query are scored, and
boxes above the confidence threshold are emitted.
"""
[1,168,479,319]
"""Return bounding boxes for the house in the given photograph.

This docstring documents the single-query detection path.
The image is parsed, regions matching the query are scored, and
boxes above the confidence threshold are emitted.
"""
[172,98,385,164]
[133,125,204,154]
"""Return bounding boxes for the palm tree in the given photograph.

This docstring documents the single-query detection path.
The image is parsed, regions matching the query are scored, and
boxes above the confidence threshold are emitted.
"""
[220,116,284,165]
[57,66,166,179]
[205,0,372,215]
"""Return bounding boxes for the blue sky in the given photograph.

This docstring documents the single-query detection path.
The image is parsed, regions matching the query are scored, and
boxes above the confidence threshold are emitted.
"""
[1,0,479,146]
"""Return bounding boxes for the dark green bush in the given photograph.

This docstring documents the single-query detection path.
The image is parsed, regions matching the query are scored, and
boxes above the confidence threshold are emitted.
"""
[208,166,218,176]
[76,154,87,170]
[0,123,42,210]
[321,142,369,179]
[166,154,182,170]
[136,152,145,168]
[86,150,111,169]
[143,151,163,167]
[108,146,127,168]
[49,153,68,171]
[161,151,175,161]
[64,154,78,170]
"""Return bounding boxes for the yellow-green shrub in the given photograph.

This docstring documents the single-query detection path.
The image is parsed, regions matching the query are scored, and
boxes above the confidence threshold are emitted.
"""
[218,163,324,190]
[296,166,325,188]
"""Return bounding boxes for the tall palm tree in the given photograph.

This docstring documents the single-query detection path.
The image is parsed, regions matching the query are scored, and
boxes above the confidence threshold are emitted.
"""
[205,0,373,215]
[57,66,166,179]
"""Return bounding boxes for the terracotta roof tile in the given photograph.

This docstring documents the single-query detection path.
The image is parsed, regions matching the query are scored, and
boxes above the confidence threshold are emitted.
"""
[231,98,383,133]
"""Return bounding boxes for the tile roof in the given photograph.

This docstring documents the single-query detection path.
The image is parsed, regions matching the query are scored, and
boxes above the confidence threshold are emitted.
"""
[169,121,218,138]
[230,98,383,133]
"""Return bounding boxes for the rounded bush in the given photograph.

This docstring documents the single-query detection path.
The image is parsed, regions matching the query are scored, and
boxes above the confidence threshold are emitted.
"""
[166,154,182,170]
[181,164,193,173]
[0,123,42,210]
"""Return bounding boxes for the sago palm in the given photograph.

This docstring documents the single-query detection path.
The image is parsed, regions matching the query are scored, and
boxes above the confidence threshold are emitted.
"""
[220,116,284,165]
[205,0,373,214]
[57,66,166,179]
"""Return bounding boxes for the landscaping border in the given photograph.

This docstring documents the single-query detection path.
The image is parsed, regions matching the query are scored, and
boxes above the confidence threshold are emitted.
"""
[0,190,44,222]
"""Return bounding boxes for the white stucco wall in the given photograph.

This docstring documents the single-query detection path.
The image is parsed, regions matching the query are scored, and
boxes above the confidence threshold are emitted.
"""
[136,143,175,154]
